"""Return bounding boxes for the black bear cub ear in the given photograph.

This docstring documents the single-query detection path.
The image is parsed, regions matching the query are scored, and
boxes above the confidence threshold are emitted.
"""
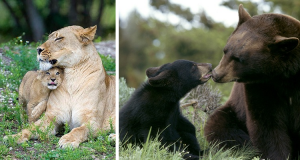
[148,70,172,87]
[146,67,160,78]
[271,35,299,53]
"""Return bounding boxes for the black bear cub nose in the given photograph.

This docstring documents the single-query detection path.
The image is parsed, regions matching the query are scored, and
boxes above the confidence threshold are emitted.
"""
[37,48,44,55]
[51,78,55,82]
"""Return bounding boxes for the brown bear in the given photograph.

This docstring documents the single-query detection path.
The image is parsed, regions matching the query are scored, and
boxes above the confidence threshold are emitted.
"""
[204,4,300,160]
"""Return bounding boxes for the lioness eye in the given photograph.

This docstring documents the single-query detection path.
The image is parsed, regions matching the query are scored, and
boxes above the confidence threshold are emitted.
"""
[56,72,60,75]
[55,37,63,41]
[46,72,50,75]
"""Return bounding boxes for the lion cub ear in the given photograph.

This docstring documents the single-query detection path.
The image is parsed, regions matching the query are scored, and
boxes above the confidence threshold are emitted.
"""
[79,25,97,45]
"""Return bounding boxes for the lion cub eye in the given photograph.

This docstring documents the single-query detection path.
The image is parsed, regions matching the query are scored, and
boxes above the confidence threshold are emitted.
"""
[54,37,64,41]
[56,72,60,75]
[46,72,50,75]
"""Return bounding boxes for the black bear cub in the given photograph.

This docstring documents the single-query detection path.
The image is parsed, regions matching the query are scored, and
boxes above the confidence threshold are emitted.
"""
[119,59,212,159]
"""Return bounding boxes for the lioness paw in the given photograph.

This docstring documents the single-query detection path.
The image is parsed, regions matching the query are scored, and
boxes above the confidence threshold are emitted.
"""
[39,61,52,71]
[58,134,80,148]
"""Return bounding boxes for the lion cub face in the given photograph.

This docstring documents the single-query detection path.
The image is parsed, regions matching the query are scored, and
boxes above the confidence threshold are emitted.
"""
[38,67,64,90]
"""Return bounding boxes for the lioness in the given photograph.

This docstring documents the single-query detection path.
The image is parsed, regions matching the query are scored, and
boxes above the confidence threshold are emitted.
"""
[19,67,64,123]
[4,25,115,148]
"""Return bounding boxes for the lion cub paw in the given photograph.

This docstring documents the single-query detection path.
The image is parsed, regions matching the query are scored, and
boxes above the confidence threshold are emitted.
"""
[3,134,28,144]
[58,134,80,148]
[108,133,116,141]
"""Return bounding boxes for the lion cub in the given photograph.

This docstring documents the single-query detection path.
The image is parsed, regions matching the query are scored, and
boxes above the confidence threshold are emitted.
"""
[19,67,64,123]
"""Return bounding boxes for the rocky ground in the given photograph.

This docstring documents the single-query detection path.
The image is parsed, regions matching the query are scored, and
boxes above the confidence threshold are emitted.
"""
[94,41,116,59]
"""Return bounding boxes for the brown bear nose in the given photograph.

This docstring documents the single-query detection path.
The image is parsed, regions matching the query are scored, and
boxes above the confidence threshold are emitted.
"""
[51,78,56,82]
[37,48,44,55]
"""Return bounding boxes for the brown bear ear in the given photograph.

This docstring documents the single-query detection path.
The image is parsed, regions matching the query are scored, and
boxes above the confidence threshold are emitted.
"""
[148,71,172,87]
[237,4,251,27]
[79,25,97,44]
[273,35,299,53]
[146,67,160,78]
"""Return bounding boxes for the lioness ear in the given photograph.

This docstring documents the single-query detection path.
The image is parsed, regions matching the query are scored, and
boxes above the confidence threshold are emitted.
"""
[272,36,299,53]
[146,67,160,78]
[148,71,172,87]
[237,4,251,27]
[79,25,97,44]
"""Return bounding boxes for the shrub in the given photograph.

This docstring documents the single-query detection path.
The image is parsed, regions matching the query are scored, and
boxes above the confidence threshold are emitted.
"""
[119,77,135,107]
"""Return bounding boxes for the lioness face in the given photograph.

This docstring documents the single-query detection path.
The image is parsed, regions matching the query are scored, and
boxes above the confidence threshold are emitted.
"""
[40,67,64,90]
[37,25,97,71]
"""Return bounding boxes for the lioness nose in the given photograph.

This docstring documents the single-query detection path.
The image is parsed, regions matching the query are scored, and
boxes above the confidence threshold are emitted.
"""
[37,48,44,55]
[51,78,56,82]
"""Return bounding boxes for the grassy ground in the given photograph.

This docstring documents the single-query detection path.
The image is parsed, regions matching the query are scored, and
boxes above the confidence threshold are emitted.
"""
[0,36,116,159]
[119,78,261,160]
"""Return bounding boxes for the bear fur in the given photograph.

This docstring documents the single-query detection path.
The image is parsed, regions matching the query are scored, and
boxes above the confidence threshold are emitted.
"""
[120,59,212,159]
[204,4,300,160]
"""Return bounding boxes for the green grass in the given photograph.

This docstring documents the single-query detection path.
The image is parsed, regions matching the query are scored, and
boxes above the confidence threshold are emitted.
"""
[119,78,261,160]
[0,36,116,159]
[120,138,183,160]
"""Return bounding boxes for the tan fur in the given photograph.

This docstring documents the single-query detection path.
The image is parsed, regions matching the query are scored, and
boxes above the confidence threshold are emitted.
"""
[19,67,64,123]
[5,25,116,148]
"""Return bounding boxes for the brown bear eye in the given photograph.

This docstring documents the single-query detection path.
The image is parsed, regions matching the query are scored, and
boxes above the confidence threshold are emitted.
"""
[56,72,60,75]
[46,72,50,75]
[55,37,64,41]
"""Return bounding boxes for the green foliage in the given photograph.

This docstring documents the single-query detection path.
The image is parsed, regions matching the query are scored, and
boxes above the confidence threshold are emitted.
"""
[221,0,260,16]
[94,36,102,43]
[0,36,115,159]
[119,77,135,107]
[0,0,116,42]
[0,144,9,156]
[64,122,70,135]
[119,10,234,98]
[264,0,300,19]
[100,54,116,72]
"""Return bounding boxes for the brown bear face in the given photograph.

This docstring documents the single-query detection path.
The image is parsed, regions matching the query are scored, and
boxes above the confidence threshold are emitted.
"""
[212,5,300,83]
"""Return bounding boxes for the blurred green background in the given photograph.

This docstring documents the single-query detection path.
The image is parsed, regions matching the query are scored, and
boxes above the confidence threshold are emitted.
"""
[119,0,300,99]
[0,0,116,43]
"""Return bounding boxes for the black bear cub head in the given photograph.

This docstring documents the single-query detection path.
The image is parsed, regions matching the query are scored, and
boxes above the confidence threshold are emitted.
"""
[146,59,212,94]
